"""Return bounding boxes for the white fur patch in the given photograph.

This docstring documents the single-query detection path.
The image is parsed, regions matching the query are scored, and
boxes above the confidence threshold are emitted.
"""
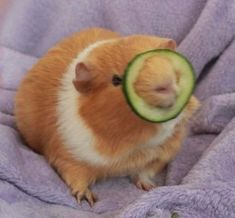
[57,39,114,166]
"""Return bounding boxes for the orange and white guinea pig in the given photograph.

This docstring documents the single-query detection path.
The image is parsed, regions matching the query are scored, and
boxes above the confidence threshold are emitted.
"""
[15,28,199,206]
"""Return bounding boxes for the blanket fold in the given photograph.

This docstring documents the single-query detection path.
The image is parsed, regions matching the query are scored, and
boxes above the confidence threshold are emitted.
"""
[1,0,235,217]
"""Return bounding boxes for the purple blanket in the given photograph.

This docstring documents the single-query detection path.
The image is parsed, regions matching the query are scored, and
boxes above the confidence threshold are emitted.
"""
[1,0,235,217]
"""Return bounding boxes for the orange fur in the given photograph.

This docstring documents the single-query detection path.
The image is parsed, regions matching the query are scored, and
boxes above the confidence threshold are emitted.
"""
[15,28,119,152]
[15,28,200,205]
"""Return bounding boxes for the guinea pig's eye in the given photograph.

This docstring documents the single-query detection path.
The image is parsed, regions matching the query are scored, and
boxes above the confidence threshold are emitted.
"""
[112,74,122,86]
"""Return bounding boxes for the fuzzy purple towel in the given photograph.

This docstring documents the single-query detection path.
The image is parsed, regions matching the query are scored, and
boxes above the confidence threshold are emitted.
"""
[0,0,235,217]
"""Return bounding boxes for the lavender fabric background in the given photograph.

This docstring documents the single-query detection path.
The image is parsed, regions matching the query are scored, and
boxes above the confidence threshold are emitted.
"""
[0,0,235,217]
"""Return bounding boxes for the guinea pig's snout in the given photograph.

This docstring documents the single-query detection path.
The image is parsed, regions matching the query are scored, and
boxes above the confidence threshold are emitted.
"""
[154,82,178,108]
[135,78,178,108]
[154,83,174,94]
[155,81,178,96]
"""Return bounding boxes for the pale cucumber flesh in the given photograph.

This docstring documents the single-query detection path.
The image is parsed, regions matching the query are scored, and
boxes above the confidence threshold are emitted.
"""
[123,49,195,123]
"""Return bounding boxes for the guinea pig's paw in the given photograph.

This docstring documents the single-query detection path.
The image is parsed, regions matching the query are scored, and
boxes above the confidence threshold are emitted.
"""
[135,179,156,191]
[131,173,156,191]
[72,187,98,207]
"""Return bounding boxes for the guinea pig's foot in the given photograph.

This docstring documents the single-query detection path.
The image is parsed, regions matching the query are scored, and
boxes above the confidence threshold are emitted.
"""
[135,179,156,191]
[73,188,98,207]
[131,173,156,191]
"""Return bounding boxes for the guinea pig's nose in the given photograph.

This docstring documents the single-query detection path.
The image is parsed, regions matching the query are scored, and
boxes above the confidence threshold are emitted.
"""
[154,83,173,94]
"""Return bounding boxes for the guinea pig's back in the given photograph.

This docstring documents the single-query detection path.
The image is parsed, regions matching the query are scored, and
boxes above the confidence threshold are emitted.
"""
[15,28,119,153]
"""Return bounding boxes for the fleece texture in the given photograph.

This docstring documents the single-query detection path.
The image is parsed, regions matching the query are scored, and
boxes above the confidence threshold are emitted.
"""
[0,0,235,217]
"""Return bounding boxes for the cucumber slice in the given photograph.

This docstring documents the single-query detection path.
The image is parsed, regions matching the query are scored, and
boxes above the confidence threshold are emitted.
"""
[122,49,195,123]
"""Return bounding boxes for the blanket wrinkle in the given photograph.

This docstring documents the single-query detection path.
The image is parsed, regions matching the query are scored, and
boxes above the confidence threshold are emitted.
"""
[0,0,235,217]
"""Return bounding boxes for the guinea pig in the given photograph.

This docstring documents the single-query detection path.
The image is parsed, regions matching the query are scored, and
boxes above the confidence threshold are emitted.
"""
[15,28,200,206]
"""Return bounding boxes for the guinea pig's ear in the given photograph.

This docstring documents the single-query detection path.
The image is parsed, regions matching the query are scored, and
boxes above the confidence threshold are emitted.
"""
[160,38,177,50]
[73,62,97,93]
